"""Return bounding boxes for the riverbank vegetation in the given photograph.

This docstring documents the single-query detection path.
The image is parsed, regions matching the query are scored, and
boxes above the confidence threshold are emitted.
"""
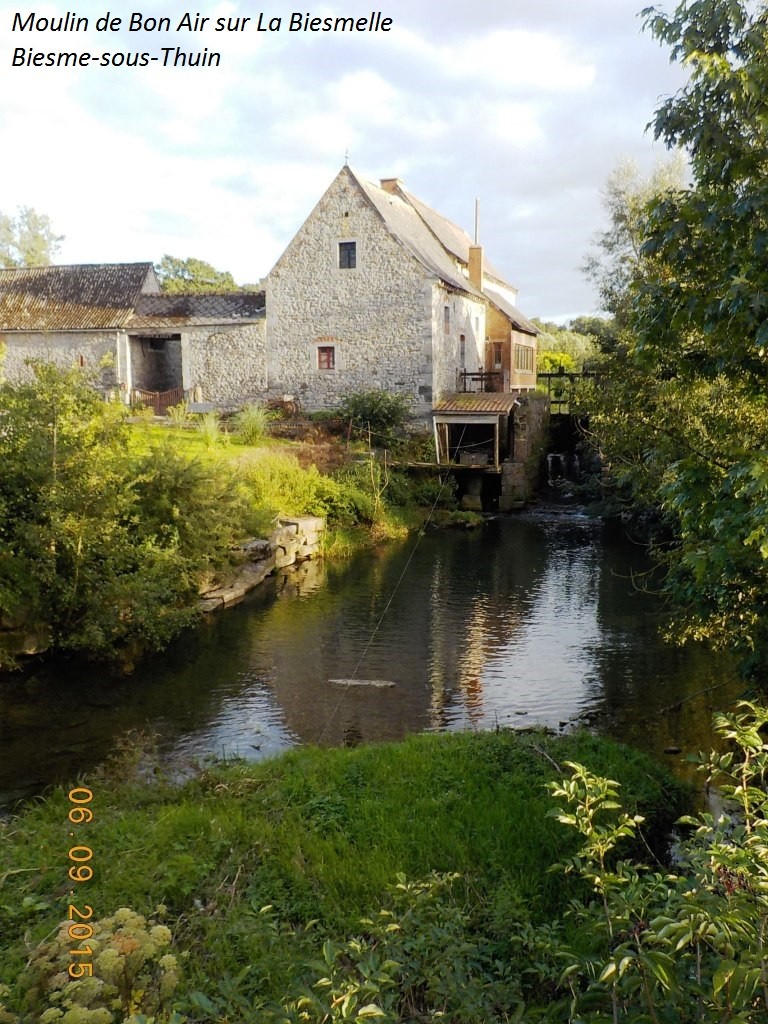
[2,703,767,1022]
[576,0,768,682]
[0,367,455,670]
[0,727,692,1022]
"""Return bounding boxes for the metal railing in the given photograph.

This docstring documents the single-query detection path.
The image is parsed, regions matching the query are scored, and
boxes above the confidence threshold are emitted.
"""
[457,369,507,393]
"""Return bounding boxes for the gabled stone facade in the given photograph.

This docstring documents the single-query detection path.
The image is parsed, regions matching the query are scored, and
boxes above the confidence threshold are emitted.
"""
[266,166,488,417]
[265,166,536,416]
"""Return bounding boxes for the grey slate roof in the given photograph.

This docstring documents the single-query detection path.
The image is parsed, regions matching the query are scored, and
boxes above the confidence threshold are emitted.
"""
[127,292,265,329]
[398,188,510,288]
[351,171,485,298]
[350,170,533,332]
[0,263,157,331]
[483,285,538,337]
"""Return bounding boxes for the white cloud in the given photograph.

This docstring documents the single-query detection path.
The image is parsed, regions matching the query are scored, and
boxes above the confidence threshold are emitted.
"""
[0,0,688,316]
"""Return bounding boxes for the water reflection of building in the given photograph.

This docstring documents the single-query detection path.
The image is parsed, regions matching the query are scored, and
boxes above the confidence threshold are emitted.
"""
[252,523,549,746]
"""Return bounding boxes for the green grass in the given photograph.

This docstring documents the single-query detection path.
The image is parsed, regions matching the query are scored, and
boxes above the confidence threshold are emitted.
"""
[126,422,277,464]
[0,729,689,1017]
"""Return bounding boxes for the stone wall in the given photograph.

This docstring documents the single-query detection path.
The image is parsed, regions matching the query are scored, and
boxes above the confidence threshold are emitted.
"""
[199,516,325,611]
[0,330,118,388]
[186,321,267,405]
[430,285,486,401]
[499,394,549,510]
[266,169,438,418]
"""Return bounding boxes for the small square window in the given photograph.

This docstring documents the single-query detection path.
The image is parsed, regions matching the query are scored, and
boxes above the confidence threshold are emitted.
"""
[318,345,335,370]
[338,241,356,269]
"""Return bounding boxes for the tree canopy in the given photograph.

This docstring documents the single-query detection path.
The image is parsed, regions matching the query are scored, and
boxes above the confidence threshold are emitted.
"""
[155,255,240,293]
[581,0,768,674]
[531,318,604,371]
[0,206,64,268]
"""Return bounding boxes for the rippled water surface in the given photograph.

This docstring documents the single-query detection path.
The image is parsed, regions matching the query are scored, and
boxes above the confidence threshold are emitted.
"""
[0,511,745,805]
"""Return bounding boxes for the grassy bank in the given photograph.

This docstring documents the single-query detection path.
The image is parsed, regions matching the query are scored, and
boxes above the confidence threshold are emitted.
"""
[0,729,689,1021]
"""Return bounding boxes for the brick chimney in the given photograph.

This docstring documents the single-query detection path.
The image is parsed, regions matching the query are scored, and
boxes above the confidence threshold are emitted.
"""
[379,178,404,195]
[468,245,484,289]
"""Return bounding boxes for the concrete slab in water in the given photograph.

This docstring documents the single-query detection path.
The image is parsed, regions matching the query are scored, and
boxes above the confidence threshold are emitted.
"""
[329,678,396,688]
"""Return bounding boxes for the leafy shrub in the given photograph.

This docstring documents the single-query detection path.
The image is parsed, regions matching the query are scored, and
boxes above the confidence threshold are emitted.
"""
[538,350,577,374]
[336,390,411,446]
[283,873,519,1024]
[0,365,249,665]
[242,452,375,529]
[532,700,768,1022]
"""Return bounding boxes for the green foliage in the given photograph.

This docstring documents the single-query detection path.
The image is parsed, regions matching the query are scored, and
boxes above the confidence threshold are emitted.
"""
[282,873,519,1024]
[578,1,768,674]
[234,403,272,445]
[241,452,376,530]
[336,391,412,447]
[0,205,63,268]
[166,400,192,427]
[0,730,685,1019]
[531,320,601,371]
[537,350,577,374]
[582,154,687,326]
[0,364,248,665]
[195,410,222,449]
[23,906,182,1023]
[569,315,619,351]
[155,255,239,293]
[531,700,768,1022]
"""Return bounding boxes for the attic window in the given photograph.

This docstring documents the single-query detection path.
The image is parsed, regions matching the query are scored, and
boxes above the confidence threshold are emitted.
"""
[338,241,356,269]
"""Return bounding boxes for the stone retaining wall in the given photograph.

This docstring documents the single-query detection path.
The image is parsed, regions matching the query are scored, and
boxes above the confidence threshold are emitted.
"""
[198,516,326,611]
[499,395,550,510]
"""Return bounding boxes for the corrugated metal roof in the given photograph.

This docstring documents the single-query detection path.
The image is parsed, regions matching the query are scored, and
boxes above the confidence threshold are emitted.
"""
[126,292,265,328]
[0,263,157,331]
[432,393,521,414]
[484,285,538,336]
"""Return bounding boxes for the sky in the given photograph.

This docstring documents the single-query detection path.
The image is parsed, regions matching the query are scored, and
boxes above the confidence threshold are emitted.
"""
[0,1,688,320]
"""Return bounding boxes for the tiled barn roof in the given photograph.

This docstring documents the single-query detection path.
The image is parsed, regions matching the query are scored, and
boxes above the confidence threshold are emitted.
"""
[126,292,265,329]
[0,263,157,331]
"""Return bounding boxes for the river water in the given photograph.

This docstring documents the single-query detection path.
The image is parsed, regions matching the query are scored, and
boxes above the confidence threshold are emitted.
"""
[0,510,746,806]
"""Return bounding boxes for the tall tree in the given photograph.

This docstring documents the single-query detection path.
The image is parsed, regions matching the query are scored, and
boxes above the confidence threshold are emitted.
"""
[582,0,768,673]
[0,206,64,267]
[582,154,686,325]
[155,255,239,293]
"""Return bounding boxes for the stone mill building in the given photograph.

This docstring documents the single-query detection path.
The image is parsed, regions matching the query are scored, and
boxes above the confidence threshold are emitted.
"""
[0,165,538,420]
